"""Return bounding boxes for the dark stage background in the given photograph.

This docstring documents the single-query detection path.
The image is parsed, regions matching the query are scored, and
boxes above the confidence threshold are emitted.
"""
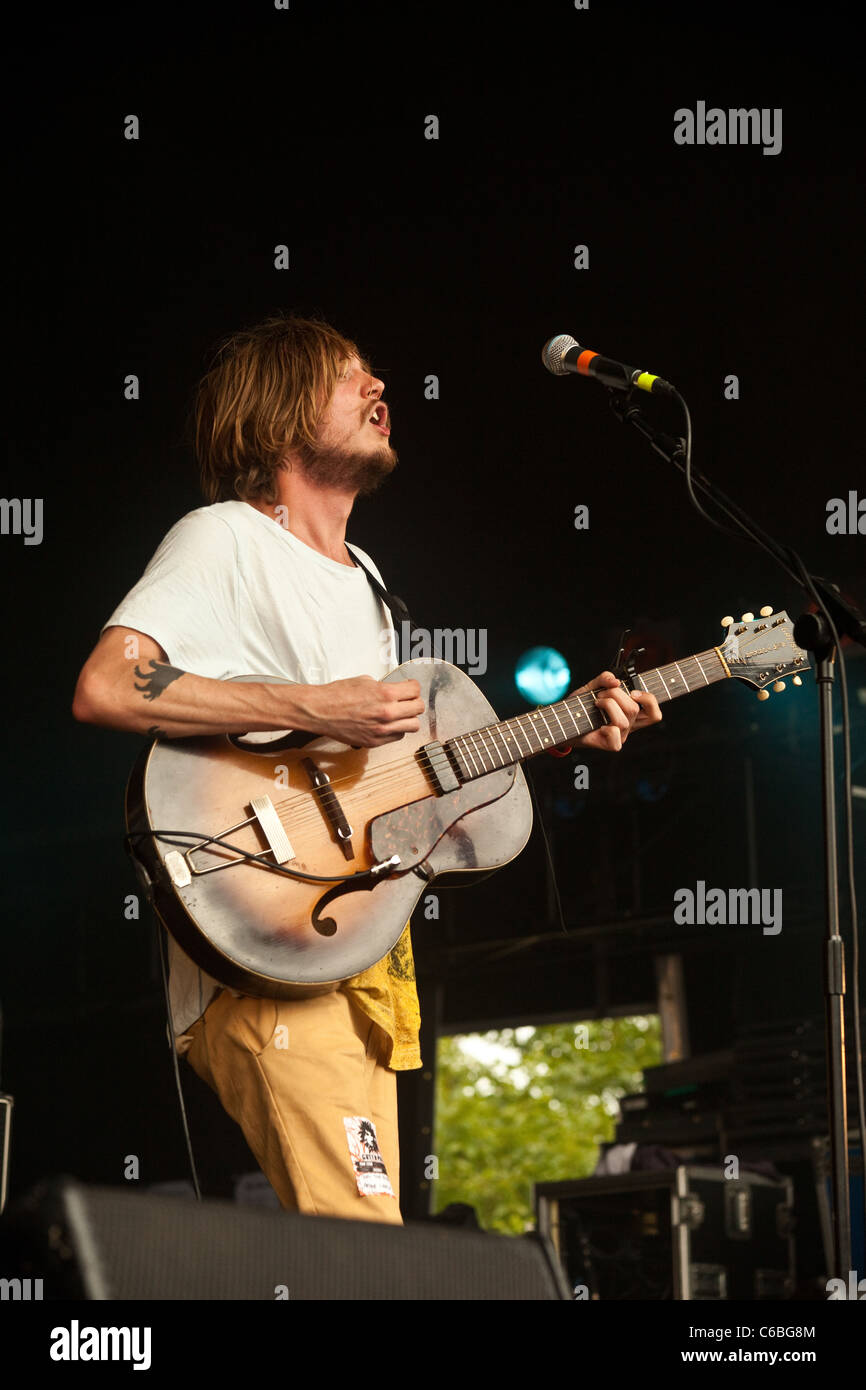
[3,0,864,1251]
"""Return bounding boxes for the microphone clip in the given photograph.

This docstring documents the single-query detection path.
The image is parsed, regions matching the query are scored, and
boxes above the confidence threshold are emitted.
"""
[607,385,641,425]
[606,388,688,465]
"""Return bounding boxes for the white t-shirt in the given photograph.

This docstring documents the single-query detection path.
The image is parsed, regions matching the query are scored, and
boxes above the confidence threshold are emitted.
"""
[102,500,396,1038]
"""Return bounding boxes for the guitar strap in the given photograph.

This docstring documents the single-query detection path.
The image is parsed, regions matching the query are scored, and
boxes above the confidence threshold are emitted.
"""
[345,543,413,644]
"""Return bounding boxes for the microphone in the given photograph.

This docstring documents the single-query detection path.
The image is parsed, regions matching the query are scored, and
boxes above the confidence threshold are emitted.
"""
[542,334,676,397]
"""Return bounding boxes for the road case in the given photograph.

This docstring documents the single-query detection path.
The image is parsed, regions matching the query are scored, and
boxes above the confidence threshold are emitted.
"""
[534,1165,795,1300]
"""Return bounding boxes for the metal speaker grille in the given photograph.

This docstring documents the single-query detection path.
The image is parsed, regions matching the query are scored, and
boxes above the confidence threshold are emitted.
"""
[42,1181,569,1300]
[541,333,578,375]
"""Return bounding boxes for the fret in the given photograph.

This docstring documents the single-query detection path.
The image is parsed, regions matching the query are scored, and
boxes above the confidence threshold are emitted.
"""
[442,644,732,782]
[489,722,513,764]
[504,728,519,765]
[572,692,598,735]
[457,734,481,778]
[683,659,703,690]
[560,699,584,740]
[449,741,472,781]
[534,707,558,747]
[488,723,510,758]
[484,724,505,766]
[526,710,548,751]
[649,651,722,702]
[484,726,506,767]
[510,717,535,758]
[546,703,570,744]
[530,717,553,750]
[681,656,700,689]
[565,695,583,733]
[471,728,493,772]
[525,717,544,750]
[655,666,672,699]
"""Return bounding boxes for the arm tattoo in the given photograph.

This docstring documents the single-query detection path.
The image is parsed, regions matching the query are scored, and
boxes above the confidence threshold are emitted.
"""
[133,659,186,701]
[146,725,167,739]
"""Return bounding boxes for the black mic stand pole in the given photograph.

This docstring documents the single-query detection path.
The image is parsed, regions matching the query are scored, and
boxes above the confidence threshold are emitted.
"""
[607,388,865,1283]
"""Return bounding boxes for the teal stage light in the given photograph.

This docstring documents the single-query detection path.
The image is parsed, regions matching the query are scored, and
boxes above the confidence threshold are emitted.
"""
[515,646,571,704]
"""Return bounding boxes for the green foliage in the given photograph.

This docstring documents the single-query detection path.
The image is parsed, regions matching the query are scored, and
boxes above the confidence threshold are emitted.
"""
[432,1016,662,1234]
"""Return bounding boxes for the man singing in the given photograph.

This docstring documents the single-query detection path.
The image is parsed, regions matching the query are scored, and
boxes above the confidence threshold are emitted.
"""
[73,313,661,1223]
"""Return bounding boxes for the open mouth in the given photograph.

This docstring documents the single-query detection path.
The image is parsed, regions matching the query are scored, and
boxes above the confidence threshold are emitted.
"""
[367,405,390,436]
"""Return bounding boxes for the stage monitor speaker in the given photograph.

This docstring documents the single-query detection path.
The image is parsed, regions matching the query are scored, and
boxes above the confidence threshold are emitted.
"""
[1,1177,570,1300]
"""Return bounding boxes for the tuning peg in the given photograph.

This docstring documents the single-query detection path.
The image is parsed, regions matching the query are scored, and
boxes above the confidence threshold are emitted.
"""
[760,606,773,617]
[741,611,755,622]
[773,680,786,692]
[757,689,770,701]
[793,675,802,686]
[721,614,733,627]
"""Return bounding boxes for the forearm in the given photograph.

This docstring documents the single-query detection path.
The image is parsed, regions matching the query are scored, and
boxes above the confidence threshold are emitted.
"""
[73,657,317,738]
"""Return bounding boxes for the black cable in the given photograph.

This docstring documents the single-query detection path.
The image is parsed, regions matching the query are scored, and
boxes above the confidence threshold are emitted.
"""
[669,387,818,595]
[154,912,202,1202]
[125,829,398,884]
[785,553,865,1235]
[672,391,864,1256]
[523,764,570,937]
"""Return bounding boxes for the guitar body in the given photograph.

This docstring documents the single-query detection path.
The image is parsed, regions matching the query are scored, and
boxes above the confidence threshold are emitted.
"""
[126,658,534,997]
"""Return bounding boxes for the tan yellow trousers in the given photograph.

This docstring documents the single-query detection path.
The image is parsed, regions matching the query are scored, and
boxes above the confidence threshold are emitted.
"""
[181,987,402,1224]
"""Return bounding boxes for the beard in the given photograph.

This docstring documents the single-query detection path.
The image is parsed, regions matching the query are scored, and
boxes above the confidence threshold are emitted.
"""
[295,436,398,496]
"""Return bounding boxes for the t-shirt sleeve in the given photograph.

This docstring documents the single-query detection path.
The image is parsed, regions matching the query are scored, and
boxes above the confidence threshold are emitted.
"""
[101,509,241,678]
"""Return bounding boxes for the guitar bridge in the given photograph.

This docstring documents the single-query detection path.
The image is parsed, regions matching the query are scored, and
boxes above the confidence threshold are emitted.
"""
[302,757,355,861]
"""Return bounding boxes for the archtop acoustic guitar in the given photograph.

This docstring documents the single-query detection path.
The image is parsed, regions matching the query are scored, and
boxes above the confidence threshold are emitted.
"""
[125,609,808,998]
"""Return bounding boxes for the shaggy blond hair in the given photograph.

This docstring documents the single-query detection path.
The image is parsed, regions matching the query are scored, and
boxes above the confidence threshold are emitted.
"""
[194,314,366,503]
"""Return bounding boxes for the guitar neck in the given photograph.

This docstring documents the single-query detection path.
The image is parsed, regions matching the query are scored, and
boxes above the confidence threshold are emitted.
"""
[445,646,729,782]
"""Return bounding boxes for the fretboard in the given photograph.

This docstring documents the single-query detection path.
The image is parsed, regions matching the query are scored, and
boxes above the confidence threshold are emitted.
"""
[445,647,728,782]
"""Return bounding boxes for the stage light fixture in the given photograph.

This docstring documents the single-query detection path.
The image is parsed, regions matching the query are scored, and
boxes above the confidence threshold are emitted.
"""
[515,646,571,704]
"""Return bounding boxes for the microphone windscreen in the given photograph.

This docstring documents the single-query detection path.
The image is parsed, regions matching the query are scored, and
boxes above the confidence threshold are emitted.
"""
[541,334,578,375]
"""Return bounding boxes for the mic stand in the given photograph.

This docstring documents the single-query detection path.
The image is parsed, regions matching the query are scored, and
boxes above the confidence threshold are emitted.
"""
[607,388,865,1284]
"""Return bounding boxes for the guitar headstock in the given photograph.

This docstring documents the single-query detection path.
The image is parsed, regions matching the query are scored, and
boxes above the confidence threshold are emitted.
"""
[718,606,810,697]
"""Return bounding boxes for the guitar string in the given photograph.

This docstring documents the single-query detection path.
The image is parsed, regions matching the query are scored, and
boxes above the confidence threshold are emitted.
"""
[280,656,697,787]
[207,637,788,846]
[260,655,730,840]
[189,632,798,857]
[265,651,729,808]
[264,686,614,827]
[258,633,787,814]
[233,631,791,815]
[261,651,735,839]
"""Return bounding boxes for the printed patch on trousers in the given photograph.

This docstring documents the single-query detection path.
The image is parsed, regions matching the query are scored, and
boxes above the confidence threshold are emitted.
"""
[343,1116,395,1197]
